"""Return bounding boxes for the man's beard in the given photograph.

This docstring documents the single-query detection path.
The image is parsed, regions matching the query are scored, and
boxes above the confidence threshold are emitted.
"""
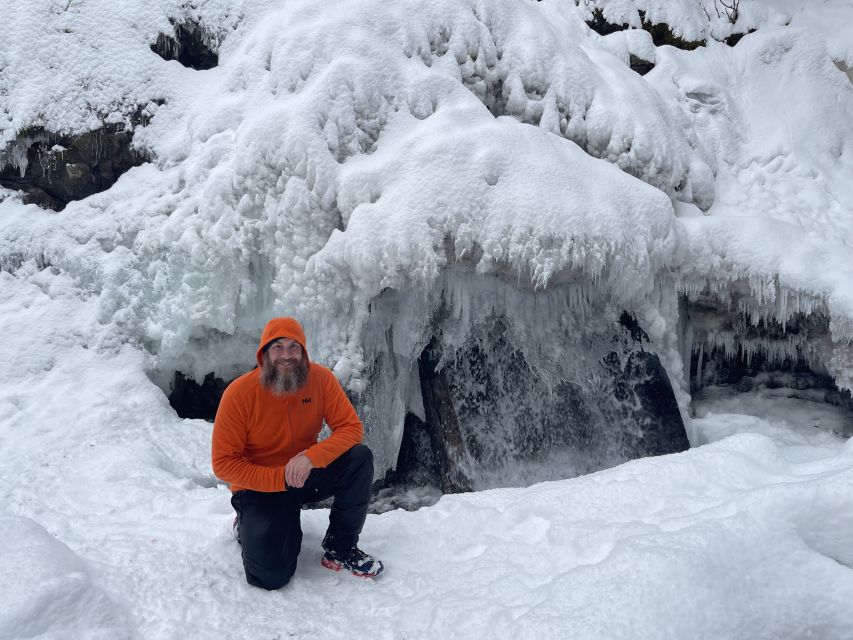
[261,353,309,396]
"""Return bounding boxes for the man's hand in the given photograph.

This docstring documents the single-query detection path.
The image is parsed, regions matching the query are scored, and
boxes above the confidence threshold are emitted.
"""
[285,452,314,489]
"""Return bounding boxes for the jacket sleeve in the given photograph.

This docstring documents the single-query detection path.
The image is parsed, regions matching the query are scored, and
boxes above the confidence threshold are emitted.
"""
[303,369,364,468]
[211,383,286,492]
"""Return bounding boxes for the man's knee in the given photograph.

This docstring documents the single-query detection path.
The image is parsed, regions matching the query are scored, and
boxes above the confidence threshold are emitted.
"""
[242,529,302,590]
[246,561,297,590]
[234,492,302,590]
[341,444,374,485]
[348,444,373,467]
[238,509,279,546]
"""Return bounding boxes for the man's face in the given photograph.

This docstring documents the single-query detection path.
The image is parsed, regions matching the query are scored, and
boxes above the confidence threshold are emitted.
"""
[267,338,304,371]
[261,338,309,395]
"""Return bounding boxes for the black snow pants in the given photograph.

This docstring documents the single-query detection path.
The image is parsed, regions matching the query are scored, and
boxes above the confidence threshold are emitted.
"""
[230,444,374,590]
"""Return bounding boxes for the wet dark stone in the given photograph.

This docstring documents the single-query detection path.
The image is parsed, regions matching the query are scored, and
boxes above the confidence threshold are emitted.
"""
[586,8,630,37]
[390,313,689,492]
[620,310,649,342]
[629,54,655,76]
[723,29,756,47]
[416,340,476,493]
[585,9,705,51]
[388,412,444,489]
[169,372,229,421]
[638,11,705,50]
[0,125,148,211]
[151,21,218,70]
[607,350,689,457]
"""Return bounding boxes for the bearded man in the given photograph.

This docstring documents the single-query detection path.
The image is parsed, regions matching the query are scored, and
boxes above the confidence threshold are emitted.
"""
[212,317,382,589]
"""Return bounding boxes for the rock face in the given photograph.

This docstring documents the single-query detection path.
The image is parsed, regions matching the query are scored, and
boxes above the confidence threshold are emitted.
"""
[629,54,655,76]
[585,8,705,51]
[638,11,705,50]
[168,372,228,421]
[836,60,853,84]
[723,30,756,47]
[150,21,218,70]
[0,125,147,210]
[390,312,689,493]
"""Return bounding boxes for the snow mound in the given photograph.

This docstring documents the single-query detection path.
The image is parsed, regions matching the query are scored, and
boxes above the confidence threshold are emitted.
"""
[0,515,132,639]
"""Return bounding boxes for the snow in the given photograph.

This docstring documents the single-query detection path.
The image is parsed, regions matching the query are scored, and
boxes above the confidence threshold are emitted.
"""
[1,0,853,636]
[1,0,850,395]
[2,341,852,638]
[581,0,711,42]
[0,516,132,639]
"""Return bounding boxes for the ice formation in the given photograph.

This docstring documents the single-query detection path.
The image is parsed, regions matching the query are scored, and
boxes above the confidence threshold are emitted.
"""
[359,269,687,487]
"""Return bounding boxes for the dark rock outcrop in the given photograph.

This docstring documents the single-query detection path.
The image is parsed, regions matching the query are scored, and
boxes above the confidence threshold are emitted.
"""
[585,9,705,51]
[586,8,630,37]
[0,124,148,211]
[836,60,853,84]
[391,311,688,493]
[629,54,655,76]
[151,20,218,70]
[638,11,705,50]
[168,372,229,421]
[723,29,756,47]
[415,339,476,493]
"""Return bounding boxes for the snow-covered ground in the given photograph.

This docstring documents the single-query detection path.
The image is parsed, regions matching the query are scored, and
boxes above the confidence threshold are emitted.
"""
[3,382,853,639]
[2,0,853,637]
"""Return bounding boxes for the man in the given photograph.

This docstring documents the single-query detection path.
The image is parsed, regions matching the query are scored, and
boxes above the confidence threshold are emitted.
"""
[212,317,383,590]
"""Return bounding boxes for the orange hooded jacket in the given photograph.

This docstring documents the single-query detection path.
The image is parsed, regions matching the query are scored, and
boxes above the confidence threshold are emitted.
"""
[211,317,363,493]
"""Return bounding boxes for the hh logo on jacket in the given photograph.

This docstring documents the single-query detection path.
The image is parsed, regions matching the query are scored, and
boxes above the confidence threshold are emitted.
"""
[302,397,312,404]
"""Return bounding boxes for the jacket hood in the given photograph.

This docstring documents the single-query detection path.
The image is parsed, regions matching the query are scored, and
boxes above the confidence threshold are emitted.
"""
[256,317,308,367]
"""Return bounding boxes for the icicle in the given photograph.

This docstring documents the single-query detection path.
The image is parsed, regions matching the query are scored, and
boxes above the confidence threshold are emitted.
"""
[695,341,704,389]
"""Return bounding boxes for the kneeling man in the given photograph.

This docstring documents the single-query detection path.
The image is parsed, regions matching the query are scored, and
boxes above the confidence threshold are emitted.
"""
[212,317,382,589]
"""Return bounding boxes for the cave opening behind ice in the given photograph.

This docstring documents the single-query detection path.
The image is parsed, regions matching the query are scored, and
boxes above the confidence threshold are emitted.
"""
[683,290,853,436]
